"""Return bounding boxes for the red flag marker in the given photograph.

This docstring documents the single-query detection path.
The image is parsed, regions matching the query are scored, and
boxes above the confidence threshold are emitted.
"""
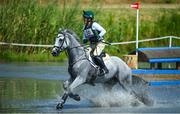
[131,2,140,9]
[130,2,141,56]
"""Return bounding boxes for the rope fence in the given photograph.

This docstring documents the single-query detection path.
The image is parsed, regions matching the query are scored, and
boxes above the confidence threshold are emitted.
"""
[110,36,180,46]
[0,42,53,48]
[0,36,179,48]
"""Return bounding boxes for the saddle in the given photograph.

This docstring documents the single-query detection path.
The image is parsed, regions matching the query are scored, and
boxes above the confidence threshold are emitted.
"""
[89,52,109,68]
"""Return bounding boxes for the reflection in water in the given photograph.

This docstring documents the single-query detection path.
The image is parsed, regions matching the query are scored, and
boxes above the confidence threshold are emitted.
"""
[0,78,63,111]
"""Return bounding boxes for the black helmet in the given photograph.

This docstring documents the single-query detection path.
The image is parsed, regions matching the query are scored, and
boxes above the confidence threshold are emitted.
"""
[83,10,94,20]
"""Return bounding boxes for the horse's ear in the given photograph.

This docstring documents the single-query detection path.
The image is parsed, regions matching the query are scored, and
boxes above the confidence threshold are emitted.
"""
[58,28,63,33]
[58,28,66,35]
[83,10,85,14]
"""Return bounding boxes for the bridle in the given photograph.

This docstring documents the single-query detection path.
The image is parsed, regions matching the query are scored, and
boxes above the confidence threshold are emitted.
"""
[53,32,67,52]
[54,32,87,51]
[53,31,89,67]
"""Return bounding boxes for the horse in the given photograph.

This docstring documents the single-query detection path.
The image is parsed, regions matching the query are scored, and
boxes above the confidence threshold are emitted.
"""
[51,29,153,109]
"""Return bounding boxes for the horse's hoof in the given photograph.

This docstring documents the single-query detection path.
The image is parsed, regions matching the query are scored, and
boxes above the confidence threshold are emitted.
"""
[69,93,81,101]
[141,95,154,106]
[131,100,141,107]
[130,90,154,106]
[74,94,81,101]
[56,103,63,110]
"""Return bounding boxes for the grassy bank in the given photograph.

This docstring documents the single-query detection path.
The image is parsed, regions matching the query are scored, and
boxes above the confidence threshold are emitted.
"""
[0,0,179,61]
[0,49,66,62]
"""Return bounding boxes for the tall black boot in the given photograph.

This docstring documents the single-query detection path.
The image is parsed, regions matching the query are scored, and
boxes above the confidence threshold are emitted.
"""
[93,56,109,76]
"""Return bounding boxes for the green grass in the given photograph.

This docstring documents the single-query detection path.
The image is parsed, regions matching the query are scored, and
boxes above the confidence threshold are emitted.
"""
[0,47,66,62]
[0,0,179,61]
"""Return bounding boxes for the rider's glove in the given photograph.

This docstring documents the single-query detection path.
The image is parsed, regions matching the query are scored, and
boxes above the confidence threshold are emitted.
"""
[98,36,103,41]
[83,39,88,44]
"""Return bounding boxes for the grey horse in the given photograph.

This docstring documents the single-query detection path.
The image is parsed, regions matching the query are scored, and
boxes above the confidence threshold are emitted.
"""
[51,29,153,109]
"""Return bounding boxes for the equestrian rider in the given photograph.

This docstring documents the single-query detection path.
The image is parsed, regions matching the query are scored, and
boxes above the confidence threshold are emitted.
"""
[82,10,109,76]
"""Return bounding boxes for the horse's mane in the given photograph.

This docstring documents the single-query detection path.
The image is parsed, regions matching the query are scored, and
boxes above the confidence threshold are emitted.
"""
[63,29,81,43]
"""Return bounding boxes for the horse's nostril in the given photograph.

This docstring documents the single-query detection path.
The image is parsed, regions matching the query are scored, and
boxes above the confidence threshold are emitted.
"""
[51,51,57,56]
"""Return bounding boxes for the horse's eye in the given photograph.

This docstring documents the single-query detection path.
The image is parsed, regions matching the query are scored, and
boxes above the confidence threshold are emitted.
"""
[59,38,64,41]
[59,36,64,40]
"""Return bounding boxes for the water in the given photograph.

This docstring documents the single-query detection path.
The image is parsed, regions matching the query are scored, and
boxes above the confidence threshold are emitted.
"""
[0,62,180,113]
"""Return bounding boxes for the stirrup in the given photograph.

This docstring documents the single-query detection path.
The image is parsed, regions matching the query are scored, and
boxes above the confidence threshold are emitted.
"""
[99,68,109,76]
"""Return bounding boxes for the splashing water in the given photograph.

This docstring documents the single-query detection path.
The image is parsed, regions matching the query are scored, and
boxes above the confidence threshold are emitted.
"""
[74,84,144,107]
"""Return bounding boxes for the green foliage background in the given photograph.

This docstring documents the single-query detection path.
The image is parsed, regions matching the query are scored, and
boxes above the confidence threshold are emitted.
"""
[0,0,179,61]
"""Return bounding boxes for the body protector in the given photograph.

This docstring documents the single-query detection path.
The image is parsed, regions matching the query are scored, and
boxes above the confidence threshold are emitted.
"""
[83,22,106,44]
[83,22,100,43]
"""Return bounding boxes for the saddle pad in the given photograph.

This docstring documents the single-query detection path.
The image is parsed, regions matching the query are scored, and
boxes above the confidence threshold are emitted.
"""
[103,53,110,61]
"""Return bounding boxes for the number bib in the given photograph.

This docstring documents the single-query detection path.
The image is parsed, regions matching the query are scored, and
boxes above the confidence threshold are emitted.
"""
[84,28,94,38]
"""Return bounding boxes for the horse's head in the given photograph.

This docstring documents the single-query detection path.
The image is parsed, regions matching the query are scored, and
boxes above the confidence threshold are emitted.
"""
[51,31,69,56]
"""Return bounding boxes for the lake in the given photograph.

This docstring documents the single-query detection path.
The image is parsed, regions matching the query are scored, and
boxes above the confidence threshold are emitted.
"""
[0,62,180,113]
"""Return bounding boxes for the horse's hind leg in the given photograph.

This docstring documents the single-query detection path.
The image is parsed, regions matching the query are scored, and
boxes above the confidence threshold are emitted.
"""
[117,75,131,93]
[118,76,154,106]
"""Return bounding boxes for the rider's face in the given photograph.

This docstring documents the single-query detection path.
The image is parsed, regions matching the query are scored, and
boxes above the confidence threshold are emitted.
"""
[83,17,92,25]
[83,18,88,23]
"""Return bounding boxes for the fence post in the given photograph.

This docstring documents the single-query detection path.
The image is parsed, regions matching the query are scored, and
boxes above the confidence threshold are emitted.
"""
[169,36,172,48]
[168,36,173,69]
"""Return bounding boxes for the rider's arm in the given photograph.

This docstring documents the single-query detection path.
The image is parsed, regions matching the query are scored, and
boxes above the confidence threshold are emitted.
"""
[83,27,88,44]
[92,22,106,40]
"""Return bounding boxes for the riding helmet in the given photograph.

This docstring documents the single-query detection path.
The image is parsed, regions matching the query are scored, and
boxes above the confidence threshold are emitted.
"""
[83,10,94,20]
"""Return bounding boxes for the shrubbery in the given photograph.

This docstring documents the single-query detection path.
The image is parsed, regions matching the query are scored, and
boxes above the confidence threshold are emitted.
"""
[0,0,179,61]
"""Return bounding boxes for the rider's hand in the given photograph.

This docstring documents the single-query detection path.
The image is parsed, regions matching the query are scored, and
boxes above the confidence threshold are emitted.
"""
[98,36,103,41]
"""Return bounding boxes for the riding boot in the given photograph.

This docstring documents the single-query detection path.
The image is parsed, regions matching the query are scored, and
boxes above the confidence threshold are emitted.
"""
[93,56,109,76]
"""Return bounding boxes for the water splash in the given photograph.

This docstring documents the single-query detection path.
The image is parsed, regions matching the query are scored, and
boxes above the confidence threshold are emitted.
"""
[74,84,143,107]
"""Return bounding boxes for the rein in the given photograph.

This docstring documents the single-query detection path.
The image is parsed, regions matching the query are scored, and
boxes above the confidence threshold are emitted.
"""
[56,32,90,67]
[68,46,89,67]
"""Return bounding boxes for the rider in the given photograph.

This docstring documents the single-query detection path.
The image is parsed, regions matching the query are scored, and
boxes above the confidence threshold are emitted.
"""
[82,10,109,76]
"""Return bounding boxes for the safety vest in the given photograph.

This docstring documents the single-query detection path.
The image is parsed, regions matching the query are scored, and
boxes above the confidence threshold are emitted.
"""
[83,22,100,43]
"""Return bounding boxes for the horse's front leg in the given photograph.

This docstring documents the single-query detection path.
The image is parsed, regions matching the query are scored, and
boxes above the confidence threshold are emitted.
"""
[56,75,86,109]
[63,79,72,90]
[63,79,81,101]
[56,78,73,110]
[56,91,68,109]
[68,75,86,95]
